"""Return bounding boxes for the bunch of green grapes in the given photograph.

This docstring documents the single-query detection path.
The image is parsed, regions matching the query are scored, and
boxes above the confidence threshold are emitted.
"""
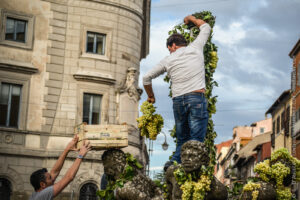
[271,162,290,187]
[137,101,164,140]
[209,51,218,69]
[174,166,211,200]
[254,159,271,182]
[276,187,292,200]
[180,181,193,200]
[242,182,261,200]
[192,175,211,200]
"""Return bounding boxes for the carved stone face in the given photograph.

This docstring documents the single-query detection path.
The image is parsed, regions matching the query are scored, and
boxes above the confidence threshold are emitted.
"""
[102,150,126,180]
[103,158,125,179]
[180,140,209,173]
[181,148,202,172]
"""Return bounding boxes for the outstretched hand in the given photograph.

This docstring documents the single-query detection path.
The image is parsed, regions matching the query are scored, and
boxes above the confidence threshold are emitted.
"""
[66,134,79,151]
[79,140,92,157]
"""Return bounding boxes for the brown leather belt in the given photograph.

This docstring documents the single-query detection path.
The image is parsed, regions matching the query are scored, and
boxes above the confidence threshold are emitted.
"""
[192,88,206,93]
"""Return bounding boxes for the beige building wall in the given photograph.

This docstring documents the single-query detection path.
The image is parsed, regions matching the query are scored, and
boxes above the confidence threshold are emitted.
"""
[271,95,292,153]
[215,146,229,181]
[0,0,151,199]
[232,126,252,151]
[251,118,272,137]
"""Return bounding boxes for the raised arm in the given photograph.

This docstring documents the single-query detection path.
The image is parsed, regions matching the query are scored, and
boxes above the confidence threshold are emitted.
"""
[53,140,91,197]
[184,15,211,48]
[50,135,79,182]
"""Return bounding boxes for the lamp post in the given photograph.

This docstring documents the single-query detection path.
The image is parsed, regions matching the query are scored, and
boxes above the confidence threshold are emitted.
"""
[161,132,169,151]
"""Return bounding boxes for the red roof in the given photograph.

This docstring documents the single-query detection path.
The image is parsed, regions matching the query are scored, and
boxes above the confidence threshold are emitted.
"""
[216,139,233,154]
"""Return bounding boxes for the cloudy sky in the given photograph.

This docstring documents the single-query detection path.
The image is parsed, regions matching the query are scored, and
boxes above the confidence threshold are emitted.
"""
[137,0,300,176]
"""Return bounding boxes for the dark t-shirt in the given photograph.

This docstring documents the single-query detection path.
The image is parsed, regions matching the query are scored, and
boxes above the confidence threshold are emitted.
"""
[29,185,53,200]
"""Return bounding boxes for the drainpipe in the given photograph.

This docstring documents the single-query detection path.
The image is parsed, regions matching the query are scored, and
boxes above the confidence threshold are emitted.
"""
[71,189,74,200]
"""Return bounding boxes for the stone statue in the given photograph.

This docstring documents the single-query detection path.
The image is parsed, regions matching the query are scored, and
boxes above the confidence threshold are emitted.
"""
[165,140,228,200]
[119,67,143,100]
[102,149,163,200]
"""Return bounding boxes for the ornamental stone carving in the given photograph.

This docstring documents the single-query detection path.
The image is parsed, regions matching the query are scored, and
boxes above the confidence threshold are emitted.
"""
[119,67,143,100]
[102,149,163,200]
[165,140,228,200]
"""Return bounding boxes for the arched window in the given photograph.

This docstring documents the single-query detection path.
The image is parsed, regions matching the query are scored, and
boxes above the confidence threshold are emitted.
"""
[0,178,12,200]
[79,182,98,200]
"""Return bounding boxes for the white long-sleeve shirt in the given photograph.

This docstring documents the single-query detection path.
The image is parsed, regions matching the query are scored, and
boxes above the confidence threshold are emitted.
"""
[143,23,211,98]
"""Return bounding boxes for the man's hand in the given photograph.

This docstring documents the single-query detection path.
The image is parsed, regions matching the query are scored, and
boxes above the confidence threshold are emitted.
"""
[147,96,155,104]
[66,134,79,151]
[144,84,156,104]
[184,15,206,27]
[184,15,195,24]
[78,140,92,157]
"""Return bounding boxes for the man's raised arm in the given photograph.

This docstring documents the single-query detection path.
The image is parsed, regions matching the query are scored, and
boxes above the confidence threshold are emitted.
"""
[50,135,79,182]
[53,140,91,197]
[184,15,211,48]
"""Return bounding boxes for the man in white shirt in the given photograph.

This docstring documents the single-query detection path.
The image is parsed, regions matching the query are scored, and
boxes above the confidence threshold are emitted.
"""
[29,136,91,200]
[143,15,211,171]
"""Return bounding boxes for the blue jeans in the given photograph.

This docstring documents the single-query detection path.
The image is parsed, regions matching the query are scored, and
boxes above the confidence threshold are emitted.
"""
[171,92,208,163]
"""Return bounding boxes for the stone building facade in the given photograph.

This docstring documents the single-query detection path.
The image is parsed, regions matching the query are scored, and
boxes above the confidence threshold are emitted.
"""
[0,0,150,199]
[265,90,293,153]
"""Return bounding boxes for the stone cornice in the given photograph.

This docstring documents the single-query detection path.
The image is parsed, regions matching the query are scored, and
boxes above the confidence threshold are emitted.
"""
[0,59,38,74]
[73,72,116,85]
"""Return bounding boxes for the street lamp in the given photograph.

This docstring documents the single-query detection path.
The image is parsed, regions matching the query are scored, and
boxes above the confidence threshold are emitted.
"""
[161,132,169,151]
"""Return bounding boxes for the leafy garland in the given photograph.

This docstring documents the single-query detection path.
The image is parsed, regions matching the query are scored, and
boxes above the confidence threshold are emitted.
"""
[97,153,143,199]
[174,165,211,200]
[165,11,218,199]
[137,101,164,140]
[242,148,300,200]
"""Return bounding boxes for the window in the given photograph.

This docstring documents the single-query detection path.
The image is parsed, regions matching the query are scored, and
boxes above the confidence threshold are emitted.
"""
[297,108,300,122]
[292,71,296,92]
[0,10,34,49]
[79,183,98,200]
[260,127,265,134]
[271,121,275,147]
[285,106,290,136]
[281,111,285,131]
[83,93,102,124]
[86,32,106,55]
[81,26,112,61]
[0,178,12,200]
[0,83,22,127]
[5,17,27,43]
[276,116,280,134]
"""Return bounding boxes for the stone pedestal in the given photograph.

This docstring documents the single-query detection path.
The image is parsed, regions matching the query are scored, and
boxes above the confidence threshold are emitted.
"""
[119,93,139,126]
